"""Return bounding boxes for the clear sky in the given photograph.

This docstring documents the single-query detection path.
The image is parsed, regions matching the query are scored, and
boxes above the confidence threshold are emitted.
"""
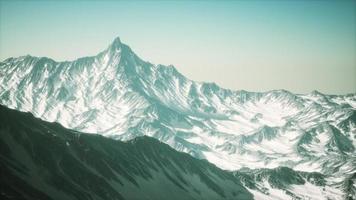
[0,0,355,94]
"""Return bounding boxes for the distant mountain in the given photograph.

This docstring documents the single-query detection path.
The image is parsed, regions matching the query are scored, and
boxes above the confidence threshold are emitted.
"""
[1,105,349,200]
[0,37,355,199]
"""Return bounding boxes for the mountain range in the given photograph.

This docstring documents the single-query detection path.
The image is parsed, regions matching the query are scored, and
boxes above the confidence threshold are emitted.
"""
[0,37,355,199]
[1,105,349,200]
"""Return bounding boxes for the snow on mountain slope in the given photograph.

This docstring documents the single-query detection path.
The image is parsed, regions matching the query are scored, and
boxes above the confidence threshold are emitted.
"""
[0,37,355,198]
[234,167,346,200]
[0,104,348,200]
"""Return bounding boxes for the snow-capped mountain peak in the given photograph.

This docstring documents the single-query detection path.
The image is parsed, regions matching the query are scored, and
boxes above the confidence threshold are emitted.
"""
[0,38,355,197]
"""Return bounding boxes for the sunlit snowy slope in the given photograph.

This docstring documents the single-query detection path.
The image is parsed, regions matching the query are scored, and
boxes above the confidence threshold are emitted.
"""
[0,37,355,199]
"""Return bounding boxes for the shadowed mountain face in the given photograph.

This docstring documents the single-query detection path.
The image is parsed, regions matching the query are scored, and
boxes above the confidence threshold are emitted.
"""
[0,37,355,199]
[0,105,252,200]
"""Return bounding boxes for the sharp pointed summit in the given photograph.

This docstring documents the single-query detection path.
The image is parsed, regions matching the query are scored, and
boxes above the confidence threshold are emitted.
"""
[105,36,123,54]
[110,36,122,48]
[100,36,139,62]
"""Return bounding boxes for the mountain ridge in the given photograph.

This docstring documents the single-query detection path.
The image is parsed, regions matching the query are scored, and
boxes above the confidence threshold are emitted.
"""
[0,37,355,199]
[1,104,350,200]
[0,104,253,200]
[2,37,351,96]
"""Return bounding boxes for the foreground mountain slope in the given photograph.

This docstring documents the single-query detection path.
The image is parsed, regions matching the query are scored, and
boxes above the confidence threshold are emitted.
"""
[1,105,350,200]
[0,105,253,200]
[0,37,355,175]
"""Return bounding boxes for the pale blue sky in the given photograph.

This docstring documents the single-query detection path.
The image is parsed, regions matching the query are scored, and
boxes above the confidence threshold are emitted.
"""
[0,0,355,94]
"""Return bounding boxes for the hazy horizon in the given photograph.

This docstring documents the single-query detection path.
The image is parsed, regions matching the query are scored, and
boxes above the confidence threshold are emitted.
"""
[0,0,355,94]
